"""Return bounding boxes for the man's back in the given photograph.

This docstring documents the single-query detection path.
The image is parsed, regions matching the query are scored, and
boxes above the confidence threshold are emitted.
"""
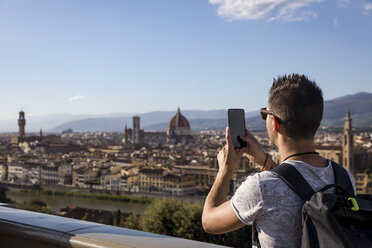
[231,160,356,248]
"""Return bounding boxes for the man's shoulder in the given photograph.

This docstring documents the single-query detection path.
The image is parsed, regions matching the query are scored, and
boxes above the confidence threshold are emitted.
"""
[244,170,282,187]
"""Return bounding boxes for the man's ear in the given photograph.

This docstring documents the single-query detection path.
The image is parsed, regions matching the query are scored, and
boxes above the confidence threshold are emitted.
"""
[272,116,280,132]
[269,115,277,132]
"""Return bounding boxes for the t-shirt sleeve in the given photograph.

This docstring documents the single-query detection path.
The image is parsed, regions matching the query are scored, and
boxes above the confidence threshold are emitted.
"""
[231,173,263,225]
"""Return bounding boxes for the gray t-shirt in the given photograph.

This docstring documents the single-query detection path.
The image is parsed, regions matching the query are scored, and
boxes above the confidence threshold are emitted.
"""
[231,160,356,248]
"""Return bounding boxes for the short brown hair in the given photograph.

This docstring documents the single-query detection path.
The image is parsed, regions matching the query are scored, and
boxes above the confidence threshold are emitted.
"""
[268,74,323,139]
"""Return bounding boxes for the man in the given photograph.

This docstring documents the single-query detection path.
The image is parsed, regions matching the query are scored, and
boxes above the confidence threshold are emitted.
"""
[202,74,356,247]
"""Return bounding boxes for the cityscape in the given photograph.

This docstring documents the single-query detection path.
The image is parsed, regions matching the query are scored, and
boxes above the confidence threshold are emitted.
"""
[1,106,372,200]
[1,0,372,247]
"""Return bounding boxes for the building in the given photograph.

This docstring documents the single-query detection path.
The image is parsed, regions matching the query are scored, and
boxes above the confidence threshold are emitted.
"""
[72,168,86,187]
[120,174,139,192]
[174,165,217,192]
[8,163,25,183]
[163,174,196,195]
[343,109,354,172]
[36,143,83,154]
[0,163,7,181]
[123,115,168,145]
[316,145,342,164]
[138,168,166,193]
[355,173,369,194]
[132,116,142,144]
[41,163,60,185]
[167,107,193,144]
[100,172,121,189]
[24,164,41,185]
[58,164,73,185]
[315,109,355,172]
[18,110,26,137]
[11,110,68,149]
[123,116,144,145]
[143,132,167,145]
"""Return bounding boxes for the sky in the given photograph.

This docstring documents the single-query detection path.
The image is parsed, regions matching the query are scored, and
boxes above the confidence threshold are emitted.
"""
[0,0,371,120]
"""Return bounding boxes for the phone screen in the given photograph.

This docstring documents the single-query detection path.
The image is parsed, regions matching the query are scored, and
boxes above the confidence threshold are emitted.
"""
[228,109,247,149]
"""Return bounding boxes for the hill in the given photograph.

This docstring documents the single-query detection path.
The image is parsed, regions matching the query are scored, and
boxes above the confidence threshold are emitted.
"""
[1,92,371,133]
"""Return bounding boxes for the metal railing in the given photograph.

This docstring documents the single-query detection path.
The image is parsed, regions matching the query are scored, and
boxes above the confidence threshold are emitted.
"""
[0,204,227,248]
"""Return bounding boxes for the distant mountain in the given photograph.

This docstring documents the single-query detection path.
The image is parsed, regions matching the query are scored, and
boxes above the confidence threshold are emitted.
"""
[0,112,132,132]
[49,110,259,132]
[322,92,372,127]
[144,115,265,132]
[1,92,371,133]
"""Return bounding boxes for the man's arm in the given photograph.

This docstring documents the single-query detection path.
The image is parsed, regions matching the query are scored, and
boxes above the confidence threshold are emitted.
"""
[202,127,245,234]
[202,127,276,234]
[240,129,277,171]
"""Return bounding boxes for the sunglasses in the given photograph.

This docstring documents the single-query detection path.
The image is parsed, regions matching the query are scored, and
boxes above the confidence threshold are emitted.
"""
[260,108,281,123]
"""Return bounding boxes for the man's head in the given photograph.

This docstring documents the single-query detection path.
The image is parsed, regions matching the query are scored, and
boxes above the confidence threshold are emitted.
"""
[267,74,323,141]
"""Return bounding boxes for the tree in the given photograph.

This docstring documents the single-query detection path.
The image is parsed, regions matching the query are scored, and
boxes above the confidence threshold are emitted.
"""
[123,199,252,247]
[14,199,54,215]
[122,214,140,230]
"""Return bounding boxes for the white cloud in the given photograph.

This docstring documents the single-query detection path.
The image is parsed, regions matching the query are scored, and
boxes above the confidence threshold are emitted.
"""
[69,95,85,102]
[364,3,372,10]
[338,0,350,8]
[364,2,372,15]
[208,0,323,22]
[333,17,338,27]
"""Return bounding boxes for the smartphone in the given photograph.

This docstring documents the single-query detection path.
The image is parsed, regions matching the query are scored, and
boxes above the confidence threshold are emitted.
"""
[228,109,247,149]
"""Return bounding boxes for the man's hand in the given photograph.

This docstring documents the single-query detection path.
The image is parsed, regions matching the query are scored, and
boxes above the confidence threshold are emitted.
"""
[217,126,244,174]
[240,129,276,170]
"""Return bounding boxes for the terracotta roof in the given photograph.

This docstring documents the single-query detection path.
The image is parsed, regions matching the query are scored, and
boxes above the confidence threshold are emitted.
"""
[167,107,190,132]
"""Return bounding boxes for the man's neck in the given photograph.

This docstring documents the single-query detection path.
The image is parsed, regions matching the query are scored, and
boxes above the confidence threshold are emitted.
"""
[277,138,328,168]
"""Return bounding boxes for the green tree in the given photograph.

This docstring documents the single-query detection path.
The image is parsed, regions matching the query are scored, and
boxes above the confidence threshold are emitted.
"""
[124,199,251,247]
[14,200,54,215]
[122,214,140,230]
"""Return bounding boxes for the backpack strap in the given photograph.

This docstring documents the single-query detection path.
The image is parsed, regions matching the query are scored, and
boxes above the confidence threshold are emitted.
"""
[330,161,354,196]
[271,163,315,201]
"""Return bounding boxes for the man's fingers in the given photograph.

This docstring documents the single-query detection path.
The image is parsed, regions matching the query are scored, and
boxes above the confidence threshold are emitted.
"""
[237,149,245,158]
[225,126,233,149]
[239,147,249,154]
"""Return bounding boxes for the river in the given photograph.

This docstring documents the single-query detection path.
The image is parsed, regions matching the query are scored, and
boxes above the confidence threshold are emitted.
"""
[7,189,147,215]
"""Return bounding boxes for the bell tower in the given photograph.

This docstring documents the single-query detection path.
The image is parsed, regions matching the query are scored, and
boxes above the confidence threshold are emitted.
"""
[124,125,129,144]
[342,109,354,172]
[132,116,140,144]
[18,110,26,138]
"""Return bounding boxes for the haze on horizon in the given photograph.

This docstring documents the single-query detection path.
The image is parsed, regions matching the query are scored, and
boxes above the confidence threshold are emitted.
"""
[0,0,371,121]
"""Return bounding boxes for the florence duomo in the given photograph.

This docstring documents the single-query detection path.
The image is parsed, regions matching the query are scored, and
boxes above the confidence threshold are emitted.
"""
[123,107,194,146]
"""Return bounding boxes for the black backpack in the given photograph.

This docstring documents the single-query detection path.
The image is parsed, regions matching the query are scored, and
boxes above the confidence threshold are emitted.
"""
[270,161,372,248]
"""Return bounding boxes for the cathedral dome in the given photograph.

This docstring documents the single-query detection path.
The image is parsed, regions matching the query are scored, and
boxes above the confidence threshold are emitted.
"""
[167,107,191,136]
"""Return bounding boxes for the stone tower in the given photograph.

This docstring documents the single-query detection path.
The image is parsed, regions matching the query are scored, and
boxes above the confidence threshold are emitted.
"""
[124,125,129,144]
[132,116,140,144]
[18,110,26,138]
[342,109,354,172]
